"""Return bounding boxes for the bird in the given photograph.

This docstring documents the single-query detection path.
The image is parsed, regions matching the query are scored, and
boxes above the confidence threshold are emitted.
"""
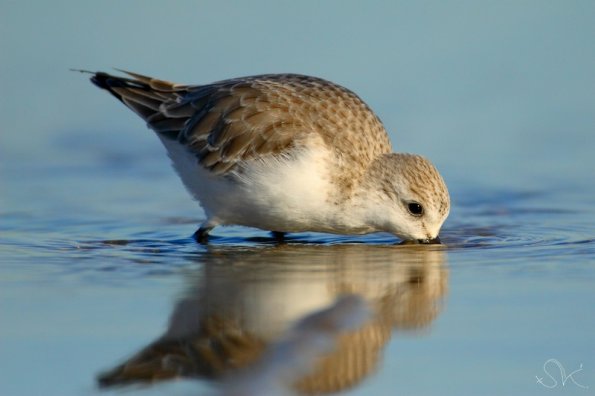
[86,70,450,244]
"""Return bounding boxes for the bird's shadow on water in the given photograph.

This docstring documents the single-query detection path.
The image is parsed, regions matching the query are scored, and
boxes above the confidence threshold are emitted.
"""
[93,241,449,395]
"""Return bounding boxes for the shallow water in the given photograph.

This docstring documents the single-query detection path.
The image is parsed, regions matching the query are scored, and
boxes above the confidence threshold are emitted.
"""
[2,2,595,396]
[3,161,594,396]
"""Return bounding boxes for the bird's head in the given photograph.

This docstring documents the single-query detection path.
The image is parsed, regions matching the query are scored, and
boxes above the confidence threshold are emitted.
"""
[361,153,450,244]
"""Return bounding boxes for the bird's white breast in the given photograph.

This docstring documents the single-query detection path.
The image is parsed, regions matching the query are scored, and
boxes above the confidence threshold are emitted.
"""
[159,136,341,233]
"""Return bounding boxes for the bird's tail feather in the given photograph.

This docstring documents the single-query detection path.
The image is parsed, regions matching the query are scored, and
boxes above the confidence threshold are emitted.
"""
[79,69,192,139]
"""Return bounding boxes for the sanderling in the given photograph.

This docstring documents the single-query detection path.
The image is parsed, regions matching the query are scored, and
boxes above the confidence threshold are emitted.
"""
[87,70,450,243]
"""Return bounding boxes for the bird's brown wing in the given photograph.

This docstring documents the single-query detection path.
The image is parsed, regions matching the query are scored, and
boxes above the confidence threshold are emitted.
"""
[91,71,391,177]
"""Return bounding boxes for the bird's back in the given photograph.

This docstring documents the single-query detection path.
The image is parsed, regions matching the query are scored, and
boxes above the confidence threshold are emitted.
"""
[91,72,392,188]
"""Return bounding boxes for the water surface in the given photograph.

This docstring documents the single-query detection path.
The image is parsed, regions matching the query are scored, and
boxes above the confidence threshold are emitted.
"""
[2,2,595,395]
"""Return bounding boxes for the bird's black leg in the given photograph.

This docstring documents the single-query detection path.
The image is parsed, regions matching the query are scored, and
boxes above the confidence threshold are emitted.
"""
[193,226,213,244]
[271,231,286,242]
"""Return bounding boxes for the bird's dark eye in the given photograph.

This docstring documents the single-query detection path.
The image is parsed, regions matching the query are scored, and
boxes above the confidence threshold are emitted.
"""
[407,202,424,217]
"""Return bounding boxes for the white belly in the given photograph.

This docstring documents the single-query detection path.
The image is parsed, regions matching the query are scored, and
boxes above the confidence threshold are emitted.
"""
[159,137,340,233]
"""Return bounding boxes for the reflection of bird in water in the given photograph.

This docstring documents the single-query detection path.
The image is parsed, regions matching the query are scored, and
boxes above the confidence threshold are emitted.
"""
[86,70,450,243]
[98,244,448,394]
[222,294,370,396]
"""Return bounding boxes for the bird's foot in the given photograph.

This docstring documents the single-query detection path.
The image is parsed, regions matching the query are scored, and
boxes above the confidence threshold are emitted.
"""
[193,226,213,244]
[271,231,286,243]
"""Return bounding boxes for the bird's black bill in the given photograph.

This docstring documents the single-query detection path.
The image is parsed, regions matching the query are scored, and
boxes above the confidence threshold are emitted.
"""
[418,236,441,244]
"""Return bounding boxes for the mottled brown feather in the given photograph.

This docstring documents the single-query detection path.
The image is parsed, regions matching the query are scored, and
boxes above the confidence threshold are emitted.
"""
[92,72,393,182]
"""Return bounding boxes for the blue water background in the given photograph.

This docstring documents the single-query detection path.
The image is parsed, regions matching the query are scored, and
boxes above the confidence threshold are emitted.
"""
[1,1,595,395]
